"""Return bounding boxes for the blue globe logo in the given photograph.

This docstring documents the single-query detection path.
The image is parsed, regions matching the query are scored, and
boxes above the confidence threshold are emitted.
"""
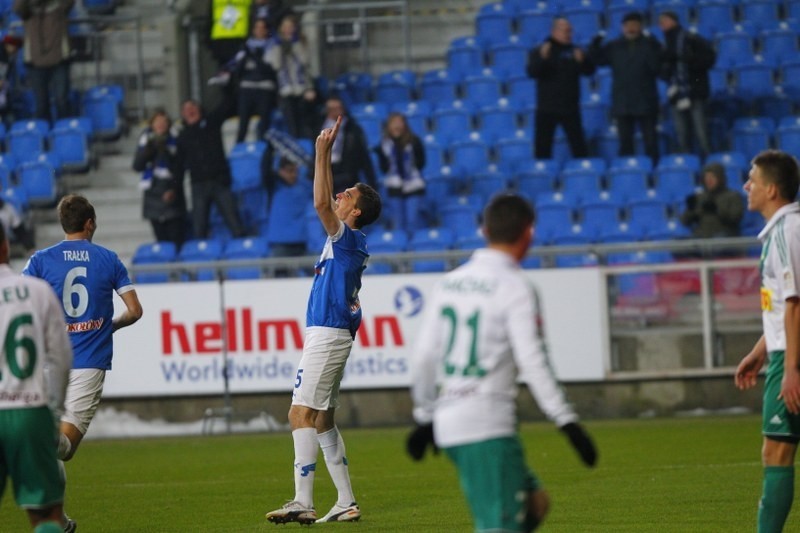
[394,286,424,317]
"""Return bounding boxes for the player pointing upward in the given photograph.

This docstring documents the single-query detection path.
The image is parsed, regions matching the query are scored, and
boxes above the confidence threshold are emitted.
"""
[23,194,143,531]
[265,117,381,525]
[408,193,597,532]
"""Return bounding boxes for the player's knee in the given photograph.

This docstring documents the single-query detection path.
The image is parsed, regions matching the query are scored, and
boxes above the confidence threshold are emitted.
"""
[762,437,798,466]
[288,405,317,429]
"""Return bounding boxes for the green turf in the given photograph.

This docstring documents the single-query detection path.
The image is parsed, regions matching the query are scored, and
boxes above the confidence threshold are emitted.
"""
[0,415,787,532]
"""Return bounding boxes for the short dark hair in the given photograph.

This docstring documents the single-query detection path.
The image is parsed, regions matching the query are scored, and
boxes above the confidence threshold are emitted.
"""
[354,183,382,229]
[752,150,800,202]
[659,10,680,24]
[483,193,535,244]
[622,11,643,24]
[58,194,96,234]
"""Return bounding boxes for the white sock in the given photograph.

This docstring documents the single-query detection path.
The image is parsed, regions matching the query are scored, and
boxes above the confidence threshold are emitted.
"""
[57,434,72,461]
[318,426,355,507]
[292,428,319,508]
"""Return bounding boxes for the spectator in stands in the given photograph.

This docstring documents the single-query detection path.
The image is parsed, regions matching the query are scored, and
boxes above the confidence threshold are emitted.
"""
[207,0,252,67]
[263,153,309,273]
[374,113,426,232]
[527,17,595,160]
[316,97,377,193]
[680,163,744,238]
[133,109,187,249]
[250,0,292,36]
[658,11,716,157]
[0,197,34,255]
[0,35,25,126]
[226,18,277,143]
[266,14,317,139]
[176,99,246,240]
[13,0,74,123]
[589,11,663,163]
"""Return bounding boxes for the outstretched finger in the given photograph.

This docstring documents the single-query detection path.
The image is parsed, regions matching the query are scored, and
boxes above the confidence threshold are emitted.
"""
[331,115,342,138]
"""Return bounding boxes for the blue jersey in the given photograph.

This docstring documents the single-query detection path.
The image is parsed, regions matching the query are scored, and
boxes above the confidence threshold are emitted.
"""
[306,222,369,338]
[23,239,133,370]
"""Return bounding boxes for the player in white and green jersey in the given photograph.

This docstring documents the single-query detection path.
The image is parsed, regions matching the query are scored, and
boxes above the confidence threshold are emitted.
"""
[736,150,800,533]
[408,194,597,532]
[0,222,74,532]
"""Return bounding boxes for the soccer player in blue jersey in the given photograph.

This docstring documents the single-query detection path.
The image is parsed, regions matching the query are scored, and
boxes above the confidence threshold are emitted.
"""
[23,194,143,531]
[266,116,381,525]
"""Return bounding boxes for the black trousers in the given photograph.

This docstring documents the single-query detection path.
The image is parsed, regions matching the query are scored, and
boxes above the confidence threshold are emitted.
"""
[616,114,659,163]
[534,111,589,160]
[191,180,245,240]
[150,217,186,249]
[236,87,275,143]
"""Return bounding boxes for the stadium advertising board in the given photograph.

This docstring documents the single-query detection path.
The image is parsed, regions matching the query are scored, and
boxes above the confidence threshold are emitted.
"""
[103,269,607,397]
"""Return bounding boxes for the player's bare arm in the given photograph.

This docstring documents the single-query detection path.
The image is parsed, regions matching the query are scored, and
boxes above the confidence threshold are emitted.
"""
[735,335,768,390]
[112,290,143,333]
[314,115,342,236]
[780,297,800,414]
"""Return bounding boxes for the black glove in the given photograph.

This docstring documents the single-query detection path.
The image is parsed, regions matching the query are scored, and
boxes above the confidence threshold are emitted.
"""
[701,199,717,213]
[560,422,597,467]
[406,423,437,461]
[685,194,697,210]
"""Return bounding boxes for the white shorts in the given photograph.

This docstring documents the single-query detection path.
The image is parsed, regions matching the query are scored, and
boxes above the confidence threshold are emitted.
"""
[292,327,353,411]
[61,369,106,435]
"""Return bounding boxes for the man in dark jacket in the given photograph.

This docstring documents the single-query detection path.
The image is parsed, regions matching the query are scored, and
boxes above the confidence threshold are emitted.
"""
[680,163,744,238]
[659,11,716,157]
[590,11,663,162]
[528,17,595,159]
[316,97,376,194]
[175,99,246,240]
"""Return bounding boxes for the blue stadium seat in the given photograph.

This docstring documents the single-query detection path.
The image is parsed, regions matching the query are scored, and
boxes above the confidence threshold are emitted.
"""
[534,191,578,244]
[562,6,602,45]
[425,165,463,201]
[408,228,455,273]
[777,122,800,154]
[708,68,730,98]
[48,124,90,173]
[374,79,413,104]
[489,40,528,79]
[419,70,459,102]
[760,29,798,65]
[696,1,736,37]
[349,101,388,119]
[781,58,800,100]
[365,229,408,274]
[654,167,698,202]
[447,37,485,79]
[478,104,518,143]
[450,139,490,176]
[352,113,382,146]
[471,168,508,198]
[555,253,600,268]
[462,72,503,107]
[551,223,592,246]
[741,0,780,32]
[223,237,268,280]
[82,85,123,139]
[494,137,533,173]
[606,168,650,202]
[423,136,444,173]
[132,242,177,284]
[239,187,270,232]
[334,72,372,105]
[758,86,793,123]
[377,69,415,88]
[516,159,559,197]
[789,0,800,21]
[516,7,556,47]
[580,93,608,139]
[7,121,46,163]
[433,109,473,145]
[627,196,671,236]
[560,167,604,202]
[438,200,479,234]
[579,191,623,240]
[648,218,691,241]
[732,117,775,159]
[506,75,537,110]
[476,8,513,47]
[228,141,266,192]
[659,153,701,172]
[734,58,778,100]
[17,156,58,206]
[597,221,645,243]
[179,238,224,281]
[715,32,754,70]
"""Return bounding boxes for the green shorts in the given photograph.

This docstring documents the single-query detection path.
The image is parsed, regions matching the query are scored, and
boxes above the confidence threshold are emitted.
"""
[0,406,64,509]
[444,436,541,533]
[763,351,800,441]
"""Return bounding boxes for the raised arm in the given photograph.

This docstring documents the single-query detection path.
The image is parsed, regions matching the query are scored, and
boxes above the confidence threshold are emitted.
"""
[314,115,343,236]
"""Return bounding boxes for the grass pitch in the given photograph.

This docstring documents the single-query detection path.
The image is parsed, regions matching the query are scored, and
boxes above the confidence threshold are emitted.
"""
[0,415,785,532]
